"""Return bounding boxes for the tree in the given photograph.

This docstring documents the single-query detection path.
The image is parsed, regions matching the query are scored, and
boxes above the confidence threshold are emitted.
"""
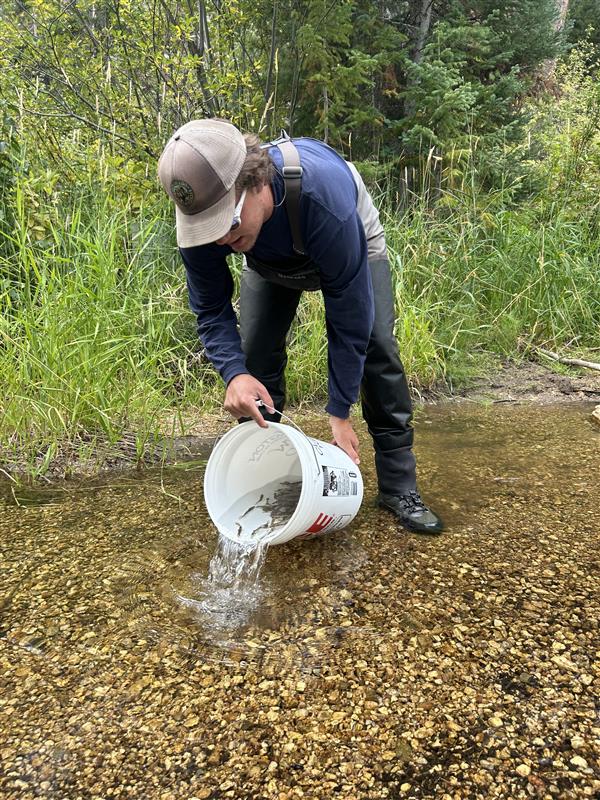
[567,0,600,54]
[0,0,574,190]
[0,0,263,165]
[538,0,572,85]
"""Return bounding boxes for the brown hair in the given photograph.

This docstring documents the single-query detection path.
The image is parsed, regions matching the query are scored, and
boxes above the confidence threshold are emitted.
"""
[235,133,275,190]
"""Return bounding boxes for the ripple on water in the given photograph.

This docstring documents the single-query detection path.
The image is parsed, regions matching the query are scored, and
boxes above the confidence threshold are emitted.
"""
[107,524,374,667]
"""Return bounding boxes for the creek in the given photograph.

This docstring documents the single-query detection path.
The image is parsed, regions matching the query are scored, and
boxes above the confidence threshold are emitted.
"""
[1,403,599,799]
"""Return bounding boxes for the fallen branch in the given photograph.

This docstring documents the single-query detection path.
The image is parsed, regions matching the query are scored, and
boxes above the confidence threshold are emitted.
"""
[538,348,600,372]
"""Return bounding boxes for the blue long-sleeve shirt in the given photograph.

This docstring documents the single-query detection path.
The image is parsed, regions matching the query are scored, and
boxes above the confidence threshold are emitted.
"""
[179,138,375,419]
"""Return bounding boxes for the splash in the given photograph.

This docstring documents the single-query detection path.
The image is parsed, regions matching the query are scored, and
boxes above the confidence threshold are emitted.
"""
[175,536,270,633]
[175,477,302,636]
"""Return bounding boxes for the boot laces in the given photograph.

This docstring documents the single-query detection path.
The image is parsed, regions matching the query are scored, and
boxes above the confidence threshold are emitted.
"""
[400,490,428,514]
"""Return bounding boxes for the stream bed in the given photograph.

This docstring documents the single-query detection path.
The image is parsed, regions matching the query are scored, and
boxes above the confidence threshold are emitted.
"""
[1,403,599,799]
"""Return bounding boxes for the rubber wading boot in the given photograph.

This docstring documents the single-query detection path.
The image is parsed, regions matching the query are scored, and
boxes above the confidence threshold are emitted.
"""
[378,490,444,534]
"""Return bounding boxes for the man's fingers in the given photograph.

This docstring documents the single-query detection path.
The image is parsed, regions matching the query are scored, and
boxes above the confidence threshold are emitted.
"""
[225,376,274,427]
[247,400,269,428]
[257,392,275,414]
[333,437,360,465]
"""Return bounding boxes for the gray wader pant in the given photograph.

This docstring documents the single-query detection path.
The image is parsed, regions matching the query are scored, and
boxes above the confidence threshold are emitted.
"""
[239,254,417,495]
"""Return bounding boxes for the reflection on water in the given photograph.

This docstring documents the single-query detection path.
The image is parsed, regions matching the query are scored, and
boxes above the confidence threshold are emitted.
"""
[1,403,599,799]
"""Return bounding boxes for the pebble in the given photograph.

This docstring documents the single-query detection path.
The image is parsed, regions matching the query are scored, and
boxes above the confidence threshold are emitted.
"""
[570,755,588,769]
[570,736,585,750]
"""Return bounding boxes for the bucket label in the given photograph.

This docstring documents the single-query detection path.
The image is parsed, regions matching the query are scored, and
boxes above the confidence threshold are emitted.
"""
[322,466,358,497]
[305,512,334,534]
[300,512,353,539]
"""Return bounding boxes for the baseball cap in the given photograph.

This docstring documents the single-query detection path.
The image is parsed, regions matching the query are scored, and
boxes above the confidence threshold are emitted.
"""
[158,119,247,247]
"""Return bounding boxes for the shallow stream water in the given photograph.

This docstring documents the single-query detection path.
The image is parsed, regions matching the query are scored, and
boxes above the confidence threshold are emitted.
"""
[1,404,599,799]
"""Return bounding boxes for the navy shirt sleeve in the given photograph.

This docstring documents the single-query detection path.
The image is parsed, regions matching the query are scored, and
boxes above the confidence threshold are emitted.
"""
[179,243,248,385]
[304,198,375,419]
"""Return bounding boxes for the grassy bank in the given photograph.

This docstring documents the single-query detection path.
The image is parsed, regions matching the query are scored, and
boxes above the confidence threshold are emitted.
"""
[384,195,600,388]
[1,167,599,477]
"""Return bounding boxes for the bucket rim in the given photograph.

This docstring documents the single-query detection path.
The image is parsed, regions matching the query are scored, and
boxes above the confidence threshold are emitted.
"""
[204,422,314,545]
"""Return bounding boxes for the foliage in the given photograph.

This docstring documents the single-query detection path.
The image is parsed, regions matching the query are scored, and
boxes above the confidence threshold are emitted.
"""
[393,1,562,155]
[1,2,599,475]
[1,0,571,170]
[567,0,600,52]
[0,0,263,163]
[526,45,600,216]
[0,102,19,261]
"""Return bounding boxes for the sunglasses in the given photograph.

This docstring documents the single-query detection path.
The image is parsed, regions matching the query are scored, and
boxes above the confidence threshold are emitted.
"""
[230,189,247,231]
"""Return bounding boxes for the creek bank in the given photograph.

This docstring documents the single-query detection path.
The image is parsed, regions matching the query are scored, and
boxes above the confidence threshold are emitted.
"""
[2,360,600,484]
[435,359,600,405]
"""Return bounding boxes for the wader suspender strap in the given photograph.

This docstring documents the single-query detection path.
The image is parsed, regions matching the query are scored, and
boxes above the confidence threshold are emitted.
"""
[277,139,305,255]
[261,131,305,255]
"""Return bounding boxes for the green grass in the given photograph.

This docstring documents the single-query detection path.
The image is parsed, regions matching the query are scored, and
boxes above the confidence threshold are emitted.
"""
[0,184,213,474]
[1,167,599,477]
[383,194,600,385]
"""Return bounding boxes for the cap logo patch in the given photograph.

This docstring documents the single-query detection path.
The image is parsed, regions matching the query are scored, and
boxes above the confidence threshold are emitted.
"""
[171,179,194,208]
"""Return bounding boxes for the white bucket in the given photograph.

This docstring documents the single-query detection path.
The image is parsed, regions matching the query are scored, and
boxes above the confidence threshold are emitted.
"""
[204,421,363,545]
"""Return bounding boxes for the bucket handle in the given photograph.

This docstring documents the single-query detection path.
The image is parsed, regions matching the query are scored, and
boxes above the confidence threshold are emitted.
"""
[256,401,322,479]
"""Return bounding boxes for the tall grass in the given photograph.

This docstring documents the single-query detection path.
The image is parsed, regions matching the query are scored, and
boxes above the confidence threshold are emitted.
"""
[0,180,215,473]
[383,194,600,386]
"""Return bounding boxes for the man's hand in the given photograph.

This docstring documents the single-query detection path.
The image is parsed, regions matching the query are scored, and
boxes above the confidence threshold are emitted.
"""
[224,374,274,428]
[329,416,360,465]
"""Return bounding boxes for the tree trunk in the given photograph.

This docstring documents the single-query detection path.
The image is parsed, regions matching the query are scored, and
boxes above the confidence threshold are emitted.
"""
[537,0,570,88]
[404,0,434,121]
[411,0,433,65]
[322,84,329,143]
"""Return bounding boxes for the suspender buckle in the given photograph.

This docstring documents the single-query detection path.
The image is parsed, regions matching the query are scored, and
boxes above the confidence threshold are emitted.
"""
[282,165,303,178]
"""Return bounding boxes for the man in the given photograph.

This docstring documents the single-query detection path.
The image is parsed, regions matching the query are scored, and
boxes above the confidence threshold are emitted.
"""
[158,118,443,534]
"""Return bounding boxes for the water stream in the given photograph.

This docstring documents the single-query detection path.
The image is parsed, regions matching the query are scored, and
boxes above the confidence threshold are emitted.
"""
[175,537,270,633]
